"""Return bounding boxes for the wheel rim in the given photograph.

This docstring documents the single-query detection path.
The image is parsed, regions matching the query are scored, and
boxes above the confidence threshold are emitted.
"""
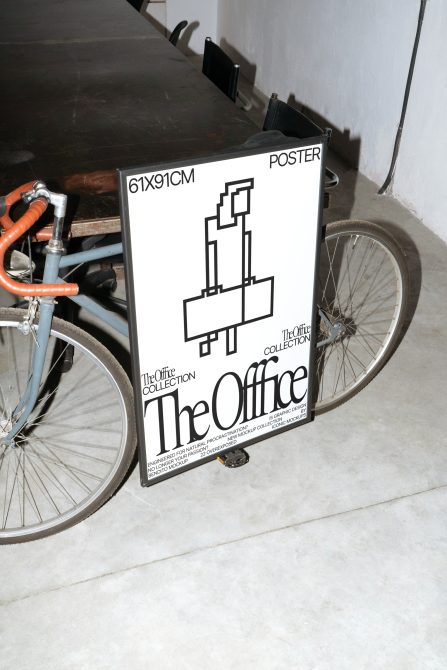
[0,320,128,541]
[314,228,404,412]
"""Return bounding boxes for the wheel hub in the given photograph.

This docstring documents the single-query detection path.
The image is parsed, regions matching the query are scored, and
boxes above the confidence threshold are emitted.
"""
[318,308,349,346]
[0,419,21,447]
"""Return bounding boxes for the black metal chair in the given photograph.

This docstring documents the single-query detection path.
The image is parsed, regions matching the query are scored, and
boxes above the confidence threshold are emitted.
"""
[126,0,146,11]
[263,93,325,139]
[202,37,240,102]
[263,93,339,189]
[169,20,188,47]
[202,38,252,110]
[127,3,187,49]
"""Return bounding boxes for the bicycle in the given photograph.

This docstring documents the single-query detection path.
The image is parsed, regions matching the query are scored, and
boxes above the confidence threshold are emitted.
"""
[0,179,409,543]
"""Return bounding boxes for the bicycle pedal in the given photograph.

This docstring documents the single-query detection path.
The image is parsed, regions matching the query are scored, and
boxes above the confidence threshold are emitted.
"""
[217,448,249,468]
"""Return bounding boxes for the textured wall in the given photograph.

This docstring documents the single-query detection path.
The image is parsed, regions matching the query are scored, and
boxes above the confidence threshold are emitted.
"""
[391,0,447,241]
[144,0,218,53]
[166,0,218,53]
[218,0,446,241]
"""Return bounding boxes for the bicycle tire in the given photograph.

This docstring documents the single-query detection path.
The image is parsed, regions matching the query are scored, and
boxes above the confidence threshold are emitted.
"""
[0,308,137,543]
[314,220,409,414]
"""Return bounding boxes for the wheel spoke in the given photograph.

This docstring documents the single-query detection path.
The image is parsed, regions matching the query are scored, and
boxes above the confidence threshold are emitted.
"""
[0,312,133,542]
[29,437,102,487]
[314,223,406,413]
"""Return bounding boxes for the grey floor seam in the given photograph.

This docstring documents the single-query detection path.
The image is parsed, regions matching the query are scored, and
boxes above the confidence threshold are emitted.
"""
[3,481,445,608]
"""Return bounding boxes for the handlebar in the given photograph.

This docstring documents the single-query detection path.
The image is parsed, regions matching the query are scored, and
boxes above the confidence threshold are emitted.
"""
[0,182,78,297]
[0,180,37,231]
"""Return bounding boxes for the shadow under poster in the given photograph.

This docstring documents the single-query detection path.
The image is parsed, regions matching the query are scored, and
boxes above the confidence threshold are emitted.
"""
[119,138,326,486]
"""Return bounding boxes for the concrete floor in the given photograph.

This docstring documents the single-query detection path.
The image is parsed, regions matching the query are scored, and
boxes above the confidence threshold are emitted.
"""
[2,142,447,666]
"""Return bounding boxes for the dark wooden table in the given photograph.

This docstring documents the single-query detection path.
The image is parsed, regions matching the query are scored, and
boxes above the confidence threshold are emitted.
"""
[0,0,256,235]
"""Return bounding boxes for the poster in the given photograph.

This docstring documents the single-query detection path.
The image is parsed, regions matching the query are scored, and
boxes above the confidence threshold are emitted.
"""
[119,139,325,486]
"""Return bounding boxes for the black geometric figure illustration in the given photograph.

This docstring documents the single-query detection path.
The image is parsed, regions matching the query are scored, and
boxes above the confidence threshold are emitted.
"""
[183,178,274,357]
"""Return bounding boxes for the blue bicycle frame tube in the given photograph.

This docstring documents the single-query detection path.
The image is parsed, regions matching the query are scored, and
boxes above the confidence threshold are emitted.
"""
[58,242,123,269]
[1,240,128,444]
[61,286,129,338]
[58,242,128,336]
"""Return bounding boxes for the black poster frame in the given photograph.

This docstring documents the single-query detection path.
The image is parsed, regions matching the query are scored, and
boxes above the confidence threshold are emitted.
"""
[119,135,327,486]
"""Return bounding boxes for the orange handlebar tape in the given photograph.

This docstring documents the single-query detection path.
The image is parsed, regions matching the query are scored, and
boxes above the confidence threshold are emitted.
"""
[0,198,78,297]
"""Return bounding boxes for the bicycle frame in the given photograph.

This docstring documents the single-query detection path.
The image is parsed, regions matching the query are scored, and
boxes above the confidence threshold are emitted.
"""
[0,180,130,445]
[1,240,129,444]
[59,242,128,338]
[0,180,338,447]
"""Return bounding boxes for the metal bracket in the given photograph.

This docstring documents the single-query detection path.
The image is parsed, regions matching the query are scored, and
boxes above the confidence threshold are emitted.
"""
[18,297,40,336]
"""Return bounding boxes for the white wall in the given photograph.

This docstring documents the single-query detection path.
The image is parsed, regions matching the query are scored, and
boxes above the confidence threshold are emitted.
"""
[217,0,446,242]
[392,0,447,242]
[167,0,218,52]
[145,0,218,53]
[145,1,167,28]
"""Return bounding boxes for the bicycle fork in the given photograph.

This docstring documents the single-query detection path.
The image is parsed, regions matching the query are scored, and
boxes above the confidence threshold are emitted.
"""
[1,185,67,446]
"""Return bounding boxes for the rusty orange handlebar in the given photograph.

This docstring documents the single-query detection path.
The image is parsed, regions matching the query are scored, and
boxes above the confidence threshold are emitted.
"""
[0,180,38,231]
[0,184,78,297]
[0,180,52,241]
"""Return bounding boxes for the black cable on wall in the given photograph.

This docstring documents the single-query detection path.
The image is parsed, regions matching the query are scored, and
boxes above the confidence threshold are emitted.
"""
[378,0,428,194]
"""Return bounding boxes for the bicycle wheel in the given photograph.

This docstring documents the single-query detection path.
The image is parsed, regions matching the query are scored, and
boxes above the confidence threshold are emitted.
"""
[0,308,136,543]
[314,220,409,414]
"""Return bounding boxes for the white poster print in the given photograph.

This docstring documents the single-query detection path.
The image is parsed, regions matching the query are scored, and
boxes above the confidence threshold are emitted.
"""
[123,142,324,484]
